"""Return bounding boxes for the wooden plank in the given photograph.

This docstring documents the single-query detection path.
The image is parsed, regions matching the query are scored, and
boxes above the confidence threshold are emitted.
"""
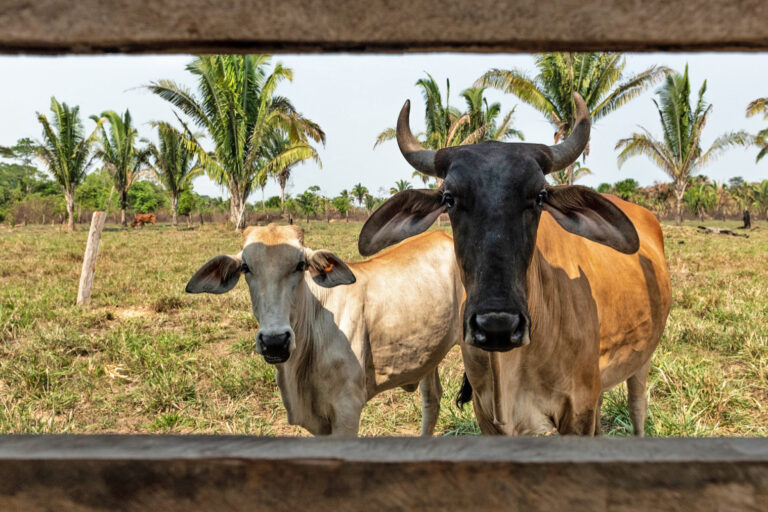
[76,211,107,306]
[0,0,767,54]
[0,436,766,511]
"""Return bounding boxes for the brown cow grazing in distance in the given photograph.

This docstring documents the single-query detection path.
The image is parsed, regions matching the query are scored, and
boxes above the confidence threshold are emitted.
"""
[186,225,462,437]
[130,213,157,228]
[359,93,672,436]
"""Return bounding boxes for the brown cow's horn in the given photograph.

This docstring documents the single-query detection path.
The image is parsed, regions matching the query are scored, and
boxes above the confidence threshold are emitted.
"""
[396,100,438,176]
[547,93,591,173]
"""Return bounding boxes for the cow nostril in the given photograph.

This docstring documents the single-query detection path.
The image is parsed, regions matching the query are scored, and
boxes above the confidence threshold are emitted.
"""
[510,315,527,341]
[475,312,518,334]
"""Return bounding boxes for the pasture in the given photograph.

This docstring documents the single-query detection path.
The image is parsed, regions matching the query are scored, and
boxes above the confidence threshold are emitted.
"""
[0,220,766,436]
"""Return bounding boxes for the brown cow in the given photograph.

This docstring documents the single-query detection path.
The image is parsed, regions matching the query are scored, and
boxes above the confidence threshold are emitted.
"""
[130,213,156,228]
[459,197,671,435]
[360,93,672,436]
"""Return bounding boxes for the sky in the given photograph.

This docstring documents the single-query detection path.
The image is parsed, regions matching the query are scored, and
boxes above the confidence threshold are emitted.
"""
[1,52,766,201]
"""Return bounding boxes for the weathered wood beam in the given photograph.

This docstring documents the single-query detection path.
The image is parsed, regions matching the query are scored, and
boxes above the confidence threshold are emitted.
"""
[1,0,767,54]
[0,436,766,511]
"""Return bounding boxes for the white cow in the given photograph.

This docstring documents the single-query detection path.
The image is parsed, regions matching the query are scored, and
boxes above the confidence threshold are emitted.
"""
[186,224,462,436]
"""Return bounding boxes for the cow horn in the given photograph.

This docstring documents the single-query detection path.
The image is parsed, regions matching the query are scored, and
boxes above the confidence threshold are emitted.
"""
[547,93,591,173]
[397,100,438,176]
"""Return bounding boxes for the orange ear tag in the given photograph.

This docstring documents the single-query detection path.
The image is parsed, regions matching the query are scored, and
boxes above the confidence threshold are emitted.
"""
[323,263,334,273]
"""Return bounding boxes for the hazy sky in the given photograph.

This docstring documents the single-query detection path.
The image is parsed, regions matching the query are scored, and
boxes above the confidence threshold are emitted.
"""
[1,53,766,200]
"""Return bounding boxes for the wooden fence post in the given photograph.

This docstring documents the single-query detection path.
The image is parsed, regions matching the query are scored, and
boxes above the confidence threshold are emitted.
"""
[77,211,107,306]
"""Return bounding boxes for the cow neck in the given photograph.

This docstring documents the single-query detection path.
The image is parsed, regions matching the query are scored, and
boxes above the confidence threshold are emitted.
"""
[483,248,566,433]
[524,247,568,361]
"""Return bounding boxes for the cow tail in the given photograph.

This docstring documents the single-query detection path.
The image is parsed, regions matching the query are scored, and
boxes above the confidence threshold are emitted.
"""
[455,372,473,408]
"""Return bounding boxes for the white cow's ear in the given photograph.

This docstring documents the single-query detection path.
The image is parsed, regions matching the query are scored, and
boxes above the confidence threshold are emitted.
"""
[306,249,356,288]
[186,253,244,294]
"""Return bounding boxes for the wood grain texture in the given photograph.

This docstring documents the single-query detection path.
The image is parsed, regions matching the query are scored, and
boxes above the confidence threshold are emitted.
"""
[0,0,767,53]
[0,436,766,511]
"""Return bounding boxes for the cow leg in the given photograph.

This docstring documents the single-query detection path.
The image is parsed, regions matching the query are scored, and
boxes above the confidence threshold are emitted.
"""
[627,359,651,437]
[594,393,603,436]
[418,367,443,436]
[329,388,365,437]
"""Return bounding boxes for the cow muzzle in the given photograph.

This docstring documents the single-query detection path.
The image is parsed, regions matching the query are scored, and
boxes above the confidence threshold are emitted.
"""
[257,331,293,364]
[466,312,530,352]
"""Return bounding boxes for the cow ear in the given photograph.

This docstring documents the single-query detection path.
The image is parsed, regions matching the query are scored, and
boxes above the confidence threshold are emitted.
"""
[358,189,445,256]
[306,250,356,288]
[543,186,640,254]
[186,254,244,294]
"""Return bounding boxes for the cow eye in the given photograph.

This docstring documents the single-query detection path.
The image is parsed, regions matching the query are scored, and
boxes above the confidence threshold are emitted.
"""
[295,261,307,272]
[240,262,250,274]
[442,192,455,209]
[536,190,548,207]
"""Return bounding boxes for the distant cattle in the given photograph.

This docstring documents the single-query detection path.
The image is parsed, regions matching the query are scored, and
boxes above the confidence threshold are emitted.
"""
[186,225,462,436]
[360,93,672,436]
[131,213,156,228]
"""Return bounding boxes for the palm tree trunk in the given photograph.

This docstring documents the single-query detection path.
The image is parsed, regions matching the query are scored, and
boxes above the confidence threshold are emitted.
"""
[674,182,686,226]
[280,182,286,213]
[120,189,128,228]
[64,188,75,233]
[235,192,248,231]
[566,164,574,186]
[171,194,178,227]
[261,187,266,212]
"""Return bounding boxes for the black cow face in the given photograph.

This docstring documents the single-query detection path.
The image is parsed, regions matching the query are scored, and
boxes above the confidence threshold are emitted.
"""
[359,94,639,352]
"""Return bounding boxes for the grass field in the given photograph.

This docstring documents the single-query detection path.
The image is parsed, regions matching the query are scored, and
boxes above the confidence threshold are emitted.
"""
[1,219,766,436]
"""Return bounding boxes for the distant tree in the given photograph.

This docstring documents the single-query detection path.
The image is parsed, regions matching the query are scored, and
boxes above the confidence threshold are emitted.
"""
[146,122,203,226]
[177,189,199,219]
[263,132,322,213]
[477,52,671,184]
[128,180,166,214]
[365,193,382,215]
[351,183,369,207]
[596,182,613,194]
[5,138,38,168]
[549,162,592,185]
[616,65,751,225]
[147,54,325,230]
[375,74,523,186]
[35,97,100,231]
[389,179,413,195]
[753,180,768,220]
[295,187,319,222]
[92,110,150,227]
[746,97,768,162]
[264,195,282,209]
[332,190,351,222]
[613,178,640,201]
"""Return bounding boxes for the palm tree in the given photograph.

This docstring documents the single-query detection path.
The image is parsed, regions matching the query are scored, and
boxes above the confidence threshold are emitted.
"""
[332,190,351,222]
[351,183,369,207]
[92,110,150,227]
[752,179,768,220]
[262,131,322,213]
[145,122,203,226]
[375,75,522,185]
[477,53,671,184]
[147,55,324,230]
[615,66,751,225]
[389,179,413,195]
[746,97,768,162]
[548,162,592,185]
[35,98,100,232]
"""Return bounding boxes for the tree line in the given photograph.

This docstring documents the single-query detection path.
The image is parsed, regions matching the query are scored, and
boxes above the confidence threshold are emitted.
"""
[2,53,766,229]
